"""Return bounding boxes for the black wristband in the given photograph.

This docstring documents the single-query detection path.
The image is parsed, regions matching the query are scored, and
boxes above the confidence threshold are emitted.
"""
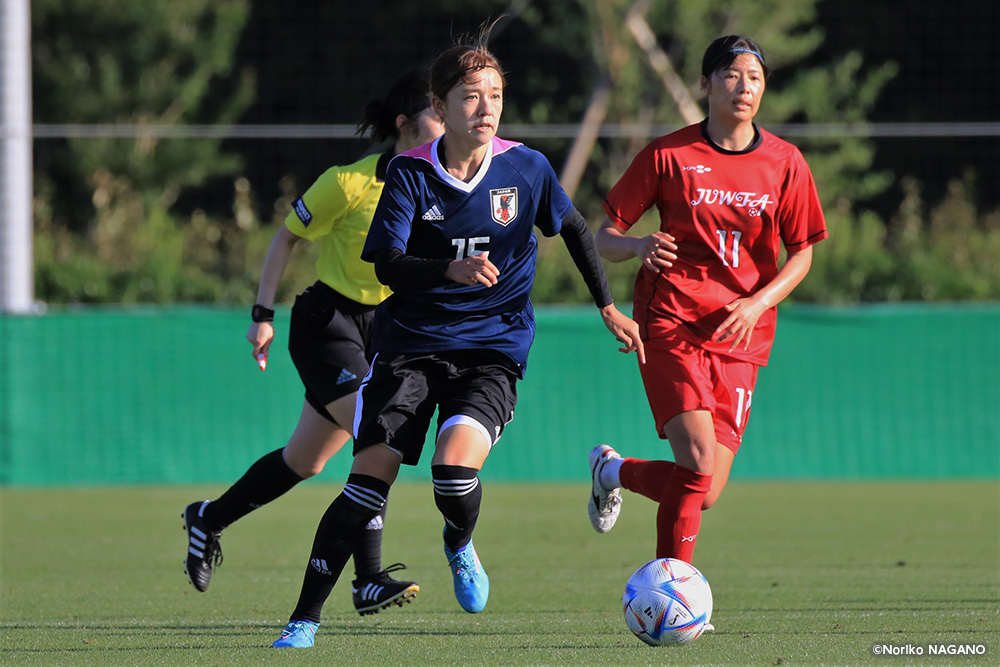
[251,304,275,323]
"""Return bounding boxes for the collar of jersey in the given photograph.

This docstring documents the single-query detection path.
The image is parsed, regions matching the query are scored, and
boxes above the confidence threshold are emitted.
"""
[699,119,762,155]
[429,135,494,194]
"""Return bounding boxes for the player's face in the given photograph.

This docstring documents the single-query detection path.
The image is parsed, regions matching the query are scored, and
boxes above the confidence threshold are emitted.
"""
[436,67,504,150]
[395,107,444,153]
[411,107,445,146]
[703,53,766,124]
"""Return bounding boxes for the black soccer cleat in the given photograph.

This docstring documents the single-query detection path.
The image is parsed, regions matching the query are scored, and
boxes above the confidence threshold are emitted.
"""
[182,501,223,592]
[352,563,419,616]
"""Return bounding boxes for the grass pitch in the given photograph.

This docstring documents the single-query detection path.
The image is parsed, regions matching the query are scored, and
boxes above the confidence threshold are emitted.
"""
[1,480,997,665]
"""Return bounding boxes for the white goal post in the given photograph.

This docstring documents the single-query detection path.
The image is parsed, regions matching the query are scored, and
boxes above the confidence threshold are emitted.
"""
[0,0,33,314]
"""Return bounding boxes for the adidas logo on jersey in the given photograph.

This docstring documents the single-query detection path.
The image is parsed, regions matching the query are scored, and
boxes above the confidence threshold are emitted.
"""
[336,369,357,385]
[422,205,444,221]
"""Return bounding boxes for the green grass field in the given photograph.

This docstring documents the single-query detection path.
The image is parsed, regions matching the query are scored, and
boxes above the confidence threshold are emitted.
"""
[2,481,997,665]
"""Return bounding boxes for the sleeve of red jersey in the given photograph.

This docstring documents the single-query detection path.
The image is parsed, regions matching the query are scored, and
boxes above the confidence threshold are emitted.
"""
[778,150,829,250]
[602,142,661,231]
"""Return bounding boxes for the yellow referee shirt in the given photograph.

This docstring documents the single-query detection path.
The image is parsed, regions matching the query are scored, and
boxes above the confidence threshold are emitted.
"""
[284,152,392,306]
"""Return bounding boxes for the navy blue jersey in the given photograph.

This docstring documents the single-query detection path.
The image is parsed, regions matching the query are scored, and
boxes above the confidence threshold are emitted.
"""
[362,136,573,375]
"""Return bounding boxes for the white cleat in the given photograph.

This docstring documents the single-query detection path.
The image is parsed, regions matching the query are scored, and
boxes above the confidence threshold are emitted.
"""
[588,444,622,533]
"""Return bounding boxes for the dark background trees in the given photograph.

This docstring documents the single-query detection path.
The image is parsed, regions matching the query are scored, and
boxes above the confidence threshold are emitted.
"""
[30,0,1000,305]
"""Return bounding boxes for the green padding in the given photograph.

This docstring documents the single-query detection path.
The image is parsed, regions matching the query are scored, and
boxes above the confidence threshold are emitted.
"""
[1,304,997,485]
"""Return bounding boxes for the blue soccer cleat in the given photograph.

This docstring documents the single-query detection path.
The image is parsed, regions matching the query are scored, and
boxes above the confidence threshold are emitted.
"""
[444,533,489,613]
[272,619,319,648]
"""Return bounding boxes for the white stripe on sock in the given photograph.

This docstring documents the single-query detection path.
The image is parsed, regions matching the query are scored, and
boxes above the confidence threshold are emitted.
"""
[433,477,480,496]
[344,484,386,511]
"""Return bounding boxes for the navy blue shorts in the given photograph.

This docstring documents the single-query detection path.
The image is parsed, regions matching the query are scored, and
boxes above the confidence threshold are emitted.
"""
[354,349,519,466]
[288,281,375,424]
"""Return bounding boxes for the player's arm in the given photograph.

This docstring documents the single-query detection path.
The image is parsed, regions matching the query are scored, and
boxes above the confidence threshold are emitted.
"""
[247,223,300,359]
[595,217,677,273]
[713,245,814,352]
[370,247,453,289]
[371,246,499,289]
[560,209,645,364]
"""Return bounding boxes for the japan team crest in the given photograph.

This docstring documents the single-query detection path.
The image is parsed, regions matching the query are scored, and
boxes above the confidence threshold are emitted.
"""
[490,187,518,226]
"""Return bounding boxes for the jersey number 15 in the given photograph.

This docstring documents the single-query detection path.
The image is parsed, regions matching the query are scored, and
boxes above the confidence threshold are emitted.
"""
[452,236,491,259]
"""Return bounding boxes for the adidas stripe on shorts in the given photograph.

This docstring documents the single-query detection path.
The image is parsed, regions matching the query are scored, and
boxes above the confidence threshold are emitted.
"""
[288,280,376,423]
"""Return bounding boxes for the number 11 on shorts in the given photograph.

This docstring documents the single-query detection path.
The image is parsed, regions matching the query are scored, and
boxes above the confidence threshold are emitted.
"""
[734,387,752,428]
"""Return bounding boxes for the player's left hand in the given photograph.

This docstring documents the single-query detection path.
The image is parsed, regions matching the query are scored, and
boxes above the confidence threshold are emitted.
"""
[713,296,768,352]
[599,304,646,364]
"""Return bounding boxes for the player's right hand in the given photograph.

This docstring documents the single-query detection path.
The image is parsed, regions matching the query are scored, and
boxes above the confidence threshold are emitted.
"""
[247,321,274,362]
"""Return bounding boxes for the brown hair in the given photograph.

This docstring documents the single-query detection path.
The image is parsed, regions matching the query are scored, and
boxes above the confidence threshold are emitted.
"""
[430,19,507,100]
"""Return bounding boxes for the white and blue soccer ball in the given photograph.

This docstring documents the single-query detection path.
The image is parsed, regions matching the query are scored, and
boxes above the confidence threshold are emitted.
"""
[622,558,713,646]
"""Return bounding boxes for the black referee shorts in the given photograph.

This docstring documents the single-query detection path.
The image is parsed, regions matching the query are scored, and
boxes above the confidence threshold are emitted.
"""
[354,349,519,466]
[288,281,375,423]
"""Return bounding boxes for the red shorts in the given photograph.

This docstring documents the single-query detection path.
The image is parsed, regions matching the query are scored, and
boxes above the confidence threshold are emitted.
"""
[638,335,759,454]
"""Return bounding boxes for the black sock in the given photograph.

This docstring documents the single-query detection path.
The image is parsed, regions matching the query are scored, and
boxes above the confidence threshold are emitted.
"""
[353,503,387,579]
[289,474,389,623]
[432,465,481,551]
[202,448,303,530]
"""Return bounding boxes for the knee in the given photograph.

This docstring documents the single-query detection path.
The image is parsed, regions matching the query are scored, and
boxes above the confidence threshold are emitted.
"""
[665,432,716,475]
[288,460,324,479]
[282,450,325,479]
[701,491,719,511]
[688,438,716,475]
[701,475,729,510]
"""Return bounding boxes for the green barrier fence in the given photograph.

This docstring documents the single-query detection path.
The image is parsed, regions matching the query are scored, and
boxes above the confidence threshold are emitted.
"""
[1,304,997,486]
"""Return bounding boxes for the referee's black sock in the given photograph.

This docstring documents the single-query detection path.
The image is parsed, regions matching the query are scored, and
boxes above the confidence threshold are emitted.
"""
[289,474,389,623]
[353,503,387,578]
[202,448,303,530]
[432,465,482,551]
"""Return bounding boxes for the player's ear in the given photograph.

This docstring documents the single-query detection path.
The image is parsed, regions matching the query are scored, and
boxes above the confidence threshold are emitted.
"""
[431,95,446,121]
[700,75,710,96]
[395,114,409,132]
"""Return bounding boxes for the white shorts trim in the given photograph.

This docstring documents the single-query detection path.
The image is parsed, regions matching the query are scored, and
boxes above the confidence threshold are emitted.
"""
[353,353,377,440]
[438,414,496,450]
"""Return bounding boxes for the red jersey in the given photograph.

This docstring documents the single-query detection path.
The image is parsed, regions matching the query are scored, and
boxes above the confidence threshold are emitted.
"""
[603,122,827,365]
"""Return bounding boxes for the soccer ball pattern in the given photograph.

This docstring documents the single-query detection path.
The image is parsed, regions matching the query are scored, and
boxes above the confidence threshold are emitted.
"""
[622,558,713,646]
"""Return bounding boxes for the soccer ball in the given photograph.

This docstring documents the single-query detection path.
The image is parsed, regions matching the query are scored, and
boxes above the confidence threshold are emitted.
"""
[622,558,713,646]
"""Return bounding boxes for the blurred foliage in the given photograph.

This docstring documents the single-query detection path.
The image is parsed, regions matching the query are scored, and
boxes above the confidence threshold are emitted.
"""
[34,172,316,305]
[796,171,1000,303]
[29,0,999,305]
[32,0,254,229]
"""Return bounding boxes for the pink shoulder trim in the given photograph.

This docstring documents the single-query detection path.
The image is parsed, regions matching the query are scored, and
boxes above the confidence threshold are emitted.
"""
[492,136,522,155]
[402,142,436,164]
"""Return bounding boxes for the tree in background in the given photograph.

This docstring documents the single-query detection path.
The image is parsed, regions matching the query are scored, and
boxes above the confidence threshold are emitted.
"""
[519,0,997,303]
[32,0,255,302]
[28,0,998,304]
[509,0,900,303]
